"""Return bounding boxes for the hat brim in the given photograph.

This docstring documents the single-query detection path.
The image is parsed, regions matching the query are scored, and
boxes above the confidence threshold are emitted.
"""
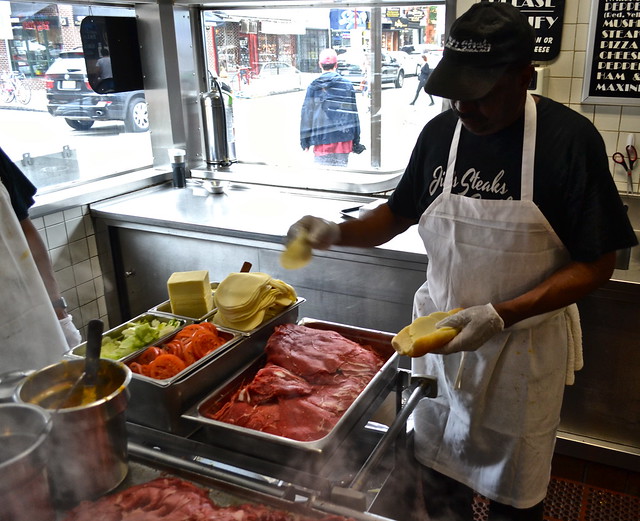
[425,58,509,101]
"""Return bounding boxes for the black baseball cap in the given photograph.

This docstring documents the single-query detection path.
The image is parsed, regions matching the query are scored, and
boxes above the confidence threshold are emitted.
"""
[425,2,535,101]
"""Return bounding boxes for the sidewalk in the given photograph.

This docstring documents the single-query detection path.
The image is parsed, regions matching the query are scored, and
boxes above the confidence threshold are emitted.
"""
[0,88,47,112]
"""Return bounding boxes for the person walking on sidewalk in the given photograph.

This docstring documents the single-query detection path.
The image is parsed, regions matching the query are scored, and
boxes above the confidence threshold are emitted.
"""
[410,54,434,106]
[300,49,361,167]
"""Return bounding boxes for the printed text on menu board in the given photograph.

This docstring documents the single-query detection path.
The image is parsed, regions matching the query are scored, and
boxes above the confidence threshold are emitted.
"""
[587,0,640,99]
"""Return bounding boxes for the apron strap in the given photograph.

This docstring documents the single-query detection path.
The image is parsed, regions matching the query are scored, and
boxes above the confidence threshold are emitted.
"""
[443,93,537,200]
[521,93,536,202]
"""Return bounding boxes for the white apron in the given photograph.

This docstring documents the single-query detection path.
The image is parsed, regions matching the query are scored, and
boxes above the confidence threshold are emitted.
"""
[411,94,580,508]
[0,182,67,373]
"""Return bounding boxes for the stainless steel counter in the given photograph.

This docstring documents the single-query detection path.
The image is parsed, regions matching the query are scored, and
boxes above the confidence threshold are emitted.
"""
[90,182,640,471]
[91,181,425,259]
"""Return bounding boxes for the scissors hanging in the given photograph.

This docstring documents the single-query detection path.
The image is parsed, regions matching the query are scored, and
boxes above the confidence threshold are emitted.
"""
[613,144,637,194]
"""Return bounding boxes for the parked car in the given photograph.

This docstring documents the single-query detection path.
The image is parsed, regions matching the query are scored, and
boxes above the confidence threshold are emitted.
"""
[387,50,422,77]
[44,50,148,132]
[337,50,404,90]
[252,61,303,95]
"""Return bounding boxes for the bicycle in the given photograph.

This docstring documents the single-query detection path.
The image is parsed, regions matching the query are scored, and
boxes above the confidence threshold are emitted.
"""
[0,71,32,105]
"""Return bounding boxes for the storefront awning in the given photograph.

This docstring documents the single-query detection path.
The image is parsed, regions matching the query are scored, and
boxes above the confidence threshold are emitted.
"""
[10,2,50,18]
[260,20,306,35]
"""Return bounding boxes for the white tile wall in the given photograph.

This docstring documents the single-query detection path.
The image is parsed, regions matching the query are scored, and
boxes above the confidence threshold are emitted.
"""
[33,205,109,342]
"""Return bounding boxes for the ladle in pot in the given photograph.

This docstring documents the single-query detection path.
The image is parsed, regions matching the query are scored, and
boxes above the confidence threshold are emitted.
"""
[47,318,103,410]
[82,319,103,403]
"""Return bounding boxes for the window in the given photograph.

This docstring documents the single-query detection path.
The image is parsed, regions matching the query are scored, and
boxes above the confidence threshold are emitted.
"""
[202,5,446,181]
[0,2,152,194]
[0,2,446,197]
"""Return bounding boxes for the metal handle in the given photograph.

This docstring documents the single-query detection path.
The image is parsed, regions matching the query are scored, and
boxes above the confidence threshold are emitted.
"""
[348,375,436,491]
[84,319,104,387]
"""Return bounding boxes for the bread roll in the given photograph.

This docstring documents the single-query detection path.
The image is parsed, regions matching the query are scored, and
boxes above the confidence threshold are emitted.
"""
[392,309,462,357]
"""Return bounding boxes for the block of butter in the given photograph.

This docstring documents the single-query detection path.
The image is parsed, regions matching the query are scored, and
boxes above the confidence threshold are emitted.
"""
[167,270,214,318]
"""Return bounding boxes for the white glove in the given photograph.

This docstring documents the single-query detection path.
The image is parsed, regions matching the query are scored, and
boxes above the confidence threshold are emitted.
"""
[287,215,340,250]
[432,304,504,354]
[59,315,82,348]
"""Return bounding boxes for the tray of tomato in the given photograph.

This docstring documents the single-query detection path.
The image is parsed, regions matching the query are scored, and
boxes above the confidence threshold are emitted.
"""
[126,322,239,384]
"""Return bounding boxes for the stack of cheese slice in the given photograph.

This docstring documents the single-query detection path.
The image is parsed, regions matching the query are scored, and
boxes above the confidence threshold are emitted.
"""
[167,270,214,319]
[212,272,297,331]
[392,309,462,357]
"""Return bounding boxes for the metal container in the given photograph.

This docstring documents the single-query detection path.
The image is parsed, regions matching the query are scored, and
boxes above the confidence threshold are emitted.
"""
[201,78,237,166]
[66,312,188,362]
[0,403,55,521]
[15,359,132,508]
[182,319,398,473]
[208,297,306,336]
[125,300,302,434]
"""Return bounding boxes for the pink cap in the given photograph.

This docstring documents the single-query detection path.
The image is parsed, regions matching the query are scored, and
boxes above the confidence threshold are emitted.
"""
[319,49,338,65]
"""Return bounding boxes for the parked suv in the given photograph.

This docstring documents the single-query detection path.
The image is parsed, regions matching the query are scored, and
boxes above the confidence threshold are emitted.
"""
[45,50,148,132]
[337,50,404,90]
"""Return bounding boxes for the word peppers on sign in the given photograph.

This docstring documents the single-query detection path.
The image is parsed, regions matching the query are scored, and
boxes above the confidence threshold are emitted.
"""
[583,0,640,103]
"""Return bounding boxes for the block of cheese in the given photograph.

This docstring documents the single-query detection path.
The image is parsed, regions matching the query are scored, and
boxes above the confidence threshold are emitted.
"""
[167,270,214,318]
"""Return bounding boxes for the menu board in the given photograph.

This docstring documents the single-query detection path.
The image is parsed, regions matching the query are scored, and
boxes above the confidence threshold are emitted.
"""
[582,0,640,105]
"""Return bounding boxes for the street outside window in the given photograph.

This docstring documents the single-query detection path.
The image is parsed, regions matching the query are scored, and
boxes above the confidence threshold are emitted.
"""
[0,2,152,194]
[0,2,445,195]
[204,6,446,175]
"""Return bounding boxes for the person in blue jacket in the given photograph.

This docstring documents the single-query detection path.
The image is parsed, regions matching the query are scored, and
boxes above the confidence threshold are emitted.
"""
[300,49,361,167]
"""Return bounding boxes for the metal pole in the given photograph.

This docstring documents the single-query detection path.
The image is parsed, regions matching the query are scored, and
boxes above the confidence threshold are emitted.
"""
[370,7,382,169]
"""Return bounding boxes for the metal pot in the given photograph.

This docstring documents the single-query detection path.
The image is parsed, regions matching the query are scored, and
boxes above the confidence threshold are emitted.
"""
[0,403,55,521]
[15,358,132,508]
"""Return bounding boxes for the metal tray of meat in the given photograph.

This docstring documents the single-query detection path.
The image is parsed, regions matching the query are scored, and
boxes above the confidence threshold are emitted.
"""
[65,312,189,362]
[126,300,303,434]
[57,452,398,521]
[181,318,399,471]
[149,282,219,322]
[207,296,306,336]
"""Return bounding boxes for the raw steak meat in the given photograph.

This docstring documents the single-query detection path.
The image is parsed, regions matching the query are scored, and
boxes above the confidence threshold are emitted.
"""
[62,477,220,521]
[239,364,313,404]
[62,477,356,521]
[265,324,384,385]
[207,324,386,441]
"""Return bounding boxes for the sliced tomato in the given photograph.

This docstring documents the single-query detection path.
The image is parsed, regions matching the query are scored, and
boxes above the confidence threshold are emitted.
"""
[198,321,219,334]
[198,333,226,359]
[174,324,203,341]
[137,346,162,365]
[147,354,186,379]
[162,339,185,359]
[181,343,198,366]
[128,362,145,375]
[129,362,153,377]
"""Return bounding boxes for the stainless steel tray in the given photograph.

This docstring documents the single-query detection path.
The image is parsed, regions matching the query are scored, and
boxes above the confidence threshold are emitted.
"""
[181,318,399,471]
[65,312,189,362]
[207,297,306,336]
[126,325,241,387]
[57,453,397,521]
[126,299,303,434]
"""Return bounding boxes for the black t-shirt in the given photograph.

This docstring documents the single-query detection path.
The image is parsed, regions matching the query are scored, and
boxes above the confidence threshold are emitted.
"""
[0,147,36,221]
[388,96,637,262]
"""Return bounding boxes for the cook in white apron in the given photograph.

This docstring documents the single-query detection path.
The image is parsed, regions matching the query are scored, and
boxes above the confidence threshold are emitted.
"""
[0,182,67,373]
[412,94,580,509]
